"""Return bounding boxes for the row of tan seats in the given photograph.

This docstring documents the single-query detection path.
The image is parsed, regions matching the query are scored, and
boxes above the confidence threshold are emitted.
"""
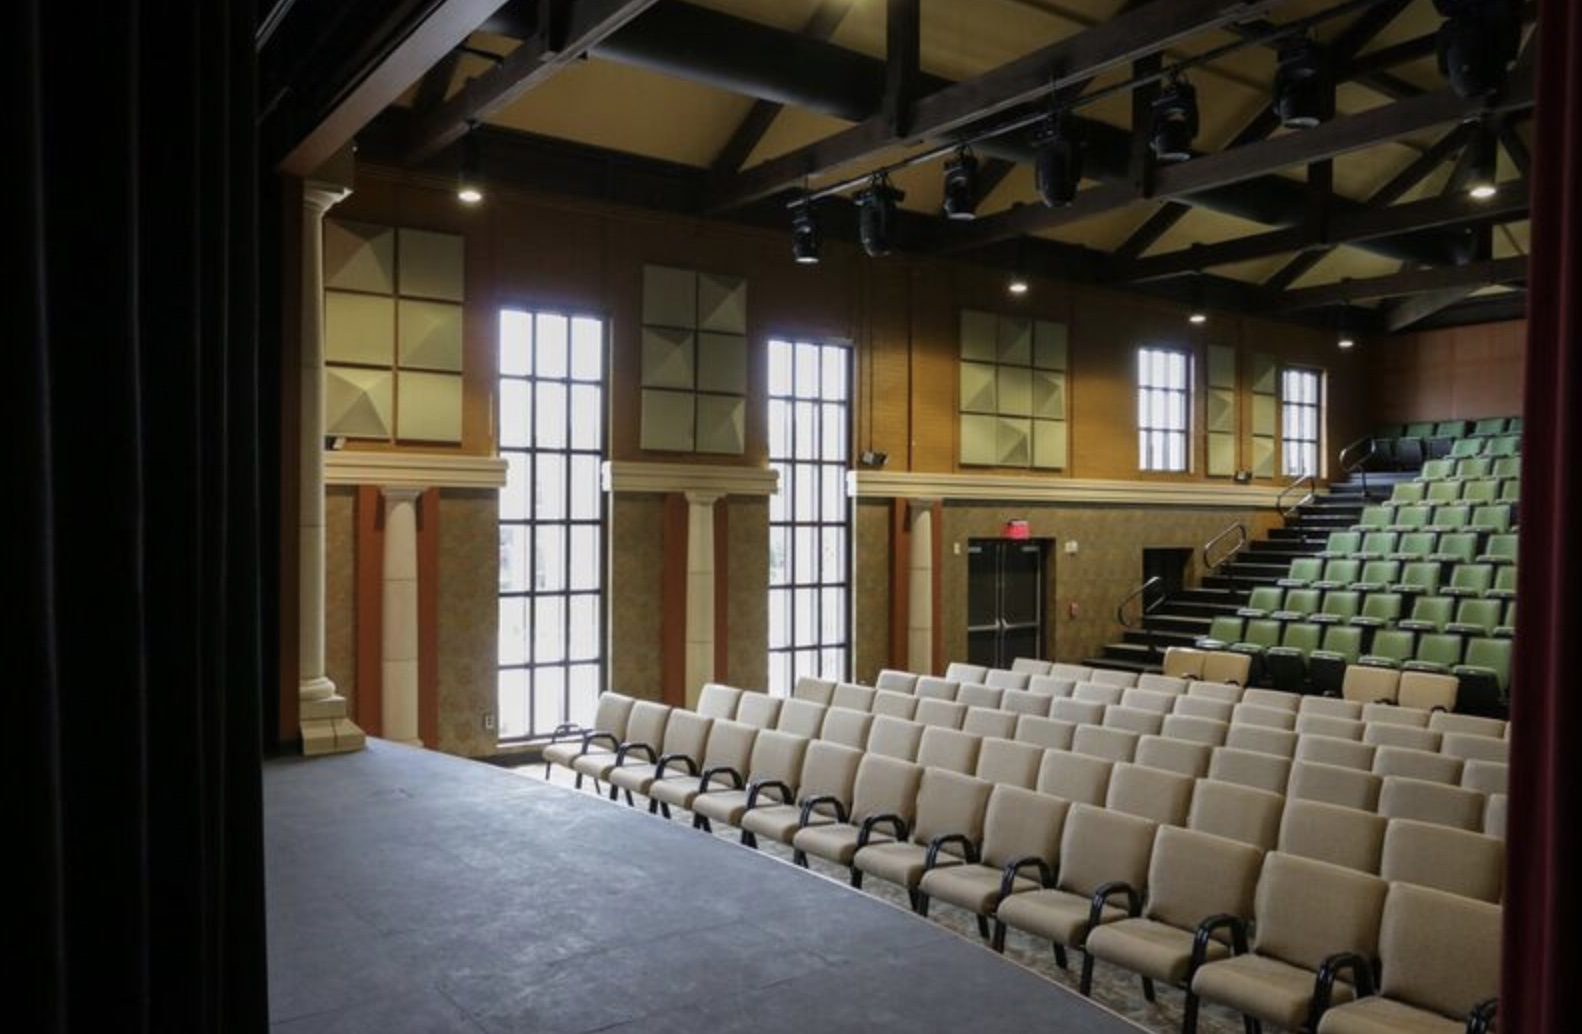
[1002,651,1258,688]
[545,688,1500,1034]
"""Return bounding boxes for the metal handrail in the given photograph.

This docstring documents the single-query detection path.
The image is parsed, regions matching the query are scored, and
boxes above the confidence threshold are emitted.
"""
[1203,521,1248,588]
[1117,576,1165,659]
[1338,436,1378,496]
[1277,472,1317,520]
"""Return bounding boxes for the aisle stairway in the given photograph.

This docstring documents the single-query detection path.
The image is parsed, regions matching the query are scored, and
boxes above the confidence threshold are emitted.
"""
[1085,472,1418,674]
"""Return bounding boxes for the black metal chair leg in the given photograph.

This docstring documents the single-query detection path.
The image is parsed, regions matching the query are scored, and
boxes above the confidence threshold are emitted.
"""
[609,783,619,801]
[912,891,928,916]
[573,773,583,790]
[1243,1016,1262,1034]
[1053,944,1068,969]
[624,789,634,807]
[976,915,990,940]
[793,848,808,867]
[991,920,1007,953]
[1141,976,1156,1003]
[1079,952,1095,995]
[849,869,864,889]
[660,802,671,819]
[648,798,658,814]
[1183,993,1200,1034]
[741,831,757,849]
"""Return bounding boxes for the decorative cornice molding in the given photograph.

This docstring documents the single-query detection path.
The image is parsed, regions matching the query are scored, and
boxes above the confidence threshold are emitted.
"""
[603,461,779,497]
[324,451,508,489]
[852,470,1288,508]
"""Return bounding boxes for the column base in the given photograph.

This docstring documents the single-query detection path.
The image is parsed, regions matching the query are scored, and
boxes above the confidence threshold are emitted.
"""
[298,692,367,756]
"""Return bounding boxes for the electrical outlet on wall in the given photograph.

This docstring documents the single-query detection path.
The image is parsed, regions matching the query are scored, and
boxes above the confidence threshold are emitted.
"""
[482,712,496,731]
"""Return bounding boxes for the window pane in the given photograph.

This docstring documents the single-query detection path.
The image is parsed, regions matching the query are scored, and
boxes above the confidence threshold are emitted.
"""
[500,451,530,520]
[568,595,599,661]
[794,464,817,522]
[822,404,846,463]
[500,310,532,376]
[821,345,847,401]
[768,399,789,458]
[794,526,816,584]
[535,524,566,592]
[794,401,817,459]
[569,525,600,590]
[568,666,599,727]
[536,381,567,448]
[500,379,532,448]
[534,596,566,663]
[536,314,568,378]
[499,597,527,666]
[498,669,529,738]
[569,384,601,451]
[821,587,845,645]
[795,342,820,399]
[534,453,566,520]
[769,652,791,698]
[570,317,602,381]
[769,527,789,587]
[533,667,564,732]
[768,588,789,649]
[769,340,793,397]
[499,525,530,593]
[569,455,600,521]
[794,588,815,643]
[769,463,791,522]
[822,465,845,523]
[821,527,846,583]
[821,647,844,681]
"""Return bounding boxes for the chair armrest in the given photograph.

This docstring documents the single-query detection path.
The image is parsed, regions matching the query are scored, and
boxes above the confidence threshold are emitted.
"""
[654,753,700,780]
[615,742,657,766]
[857,813,909,849]
[547,722,583,744]
[1189,914,1249,979]
[797,794,848,828]
[582,731,620,755]
[923,833,979,872]
[999,856,1054,901]
[1087,880,1141,932]
[699,765,744,792]
[745,779,794,810]
[1466,997,1498,1034]
[1309,951,1377,1030]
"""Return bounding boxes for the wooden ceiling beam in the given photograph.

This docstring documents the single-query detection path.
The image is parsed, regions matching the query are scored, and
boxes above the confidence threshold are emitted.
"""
[1273,255,1527,308]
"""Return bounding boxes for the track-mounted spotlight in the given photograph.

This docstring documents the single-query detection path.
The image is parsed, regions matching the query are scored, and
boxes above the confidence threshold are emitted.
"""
[1274,36,1329,129]
[1435,0,1521,101]
[1465,122,1499,200]
[1187,274,1207,325]
[856,175,904,258]
[942,149,981,221]
[790,203,821,264]
[1033,113,1082,207]
[1337,305,1356,350]
[1151,76,1199,164]
[456,128,484,205]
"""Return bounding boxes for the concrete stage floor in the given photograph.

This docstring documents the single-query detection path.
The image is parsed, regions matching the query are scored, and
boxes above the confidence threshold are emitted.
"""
[265,740,1145,1033]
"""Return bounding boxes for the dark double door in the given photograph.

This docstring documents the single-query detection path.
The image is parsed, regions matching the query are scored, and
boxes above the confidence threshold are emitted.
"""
[966,539,1048,670]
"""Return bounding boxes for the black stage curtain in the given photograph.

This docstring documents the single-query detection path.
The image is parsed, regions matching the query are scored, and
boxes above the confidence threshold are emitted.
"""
[12,1,271,1030]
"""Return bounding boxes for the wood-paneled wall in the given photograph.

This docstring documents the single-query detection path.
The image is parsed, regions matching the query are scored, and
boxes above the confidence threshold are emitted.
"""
[1369,319,1527,425]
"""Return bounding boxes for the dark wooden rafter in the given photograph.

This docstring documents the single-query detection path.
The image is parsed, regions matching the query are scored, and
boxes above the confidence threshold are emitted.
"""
[1498,120,1532,178]
[400,0,663,164]
[1274,255,1527,308]
[412,50,462,113]
[882,0,921,136]
[709,0,849,175]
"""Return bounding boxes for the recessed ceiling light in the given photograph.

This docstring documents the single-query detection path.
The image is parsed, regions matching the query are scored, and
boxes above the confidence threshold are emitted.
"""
[1008,277,1029,296]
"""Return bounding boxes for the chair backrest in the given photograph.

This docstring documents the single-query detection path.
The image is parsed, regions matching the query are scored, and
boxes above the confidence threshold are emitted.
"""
[1050,663,1094,682]
[1372,745,1462,784]
[1036,750,1113,806]
[984,669,1030,691]
[1144,826,1262,932]
[1295,714,1365,742]
[1073,724,1139,763]
[943,663,987,684]
[830,682,876,712]
[797,739,864,806]
[874,669,919,694]
[1170,693,1233,722]
[661,710,715,759]
[961,706,1017,740]
[850,753,924,823]
[1160,713,1230,747]
[1251,852,1388,971]
[1050,697,1106,726]
[1056,804,1157,897]
[1461,759,1508,796]
[915,725,981,774]
[915,697,968,730]
[1027,674,1076,698]
[1361,702,1430,728]
[701,719,759,774]
[1323,625,1364,662]
[1396,670,1458,711]
[1287,760,1382,811]
[1188,778,1283,850]
[1136,674,1188,695]
[776,698,827,738]
[818,707,873,749]
[1380,819,1504,903]
[1009,657,1053,676]
[1226,723,1297,757]
[1278,798,1387,873]
[1015,714,1076,751]
[1242,688,1300,712]
[980,785,1069,868]
[974,737,1044,788]
[747,729,810,791]
[1162,647,1206,679]
[1295,734,1375,771]
[735,692,783,729]
[697,683,743,719]
[1377,883,1502,1021]
[1233,703,1297,731]
[1189,686,1246,709]
[1073,681,1125,706]
[792,677,836,706]
[1090,668,1140,688]
[909,768,993,849]
[590,691,636,739]
[1135,735,1211,778]
[1103,705,1165,737]
[915,676,960,702]
[1208,747,1291,795]
[1200,652,1252,686]
[1121,687,1177,714]
[863,714,922,760]
[624,701,673,751]
[1105,762,1194,826]
[1341,665,1400,704]
[1484,794,1507,839]
[1378,776,1484,831]
[1428,712,1505,738]
[1363,722,1441,753]
[871,690,919,720]
[957,682,1004,710]
[1001,688,1052,718]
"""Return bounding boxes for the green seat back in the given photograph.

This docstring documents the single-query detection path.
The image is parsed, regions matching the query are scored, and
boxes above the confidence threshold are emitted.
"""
[1246,587,1284,612]
[1388,482,1425,506]
[1281,623,1323,654]
[1426,480,1462,504]
[1320,625,1363,662]
[1394,506,1432,529]
[1472,418,1507,436]
[1502,600,1517,627]
[1322,559,1360,584]
[1324,531,1361,554]
[1434,420,1467,438]
[1405,422,1436,438]
[1320,591,1360,621]
[1358,560,1399,586]
[1421,460,1454,481]
[1492,457,1521,479]
[1461,479,1498,505]
[1488,435,1521,457]
[1493,567,1517,595]
[1455,599,1503,634]
[1394,532,1436,559]
[1397,562,1442,594]
[1370,630,1416,663]
[1449,437,1483,459]
[1455,458,1492,479]
[1483,534,1518,562]
[1471,504,1512,533]
[1287,557,1324,582]
[1207,616,1244,642]
[1359,593,1402,623]
[1359,532,1396,556]
[1434,533,1479,563]
[1462,638,1512,691]
[1432,505,1470,529]
[1358,506,1393,529]
[1282,588,1321,616]
[1245,619,1282,649]
[1500,479,1520,502]
[1449,564,1493,594]
[1409,596,1456,629]
[1507,417,1522,434]
[1416,633,1464,668]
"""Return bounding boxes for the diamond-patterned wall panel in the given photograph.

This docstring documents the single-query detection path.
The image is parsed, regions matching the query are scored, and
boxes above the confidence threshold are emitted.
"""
[1251,352,1277,395]
[642,265,697,328]
[641,326,696,389]
[695,394,746,455]
[397,370,463,443]
[640,389,696,452]
[997,317,1032,365]
[960,414,997,466]
[398,299,464,371]
[997,366,1032,417]
[1252,436,1276,478]
[324,220,395,293]
[397,228,464,301]
[1033,321,1068,370]
[1252,394,1278,436]
[696,332,747,393]
[961,310,996,362]
[1032,419,1067,470]
[960,362,997,414]
[1208,432,1236,476]
[1207,387,1237,433]
[1208,344,1237,389]
[698,273,747,334]
[997,417,1031,466]
[325,290,395,366]
[1031,370,1066,420]
[325,365,393,439]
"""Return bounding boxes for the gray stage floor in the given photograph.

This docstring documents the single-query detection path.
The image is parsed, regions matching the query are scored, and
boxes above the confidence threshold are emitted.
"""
[265,740,1146,1033]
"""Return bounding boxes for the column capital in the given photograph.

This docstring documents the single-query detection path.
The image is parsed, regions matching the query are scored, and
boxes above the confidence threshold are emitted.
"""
[684,489,727,507]
[379,484,426,505]
[303,181,351,216]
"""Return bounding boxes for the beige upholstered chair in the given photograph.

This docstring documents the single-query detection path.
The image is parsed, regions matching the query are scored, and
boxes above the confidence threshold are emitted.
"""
[1161,714,1230,747]
[943,662,986,684]
[917,785,1067,936]
[1027,674,1077,697]
[1136,673,1189,696]
[1427,712,1504,739]
[1001,688,1052,718]
[1226,723,1298,758]
[957,682,1004,710]
[1135,735,1212,779]
[871,689,919,720]
[994,804,1157,970]
[915,697,968,730]
[734,692,782,729]
[1015,714,1076,751]
[1050,662,1095,682]
[1121,687,1178,714]
[1461,759,1508,796]
[1377,776,1484,831]
[1073,724,1140,764]
[739,739,861,849]
[1483,794,1507,839]
[864,714,922,760]
[1296,734,1376,772]
[1172,694,1234,724]
[1380,819,1504,903]
[874,669,919,694]
[830,682,876,713]
[1234,703,1298,731]
[1296,714,1366,742]
[984,669,1030,691]
[1243,687,1301,712]
[1208,747,1292,795]
[691,729,809,839]
[606,708,713,805]
[1300,696,1363,720]
[1186,680,1244,704]
[1074,681,1125,707]
[775,698,827,739]
[696,683,743,719]
[914,676,960,702]
[1340,665,1399,704]
[1200,651,1252,686]
[572,700,670,785]
[853,768,993,903]
[1162,647,1206,680]
[1372,745,1463,785]
[791,676,836,706]
[542,690,634,782]
[1315,883,1500,1034]
[1051,697,1106,726]
[1010,657,1053,676]
[817,707,873,750]
[1188,779,1283,851]
[1360,702,1431,727]
[1104,705,1165,737]
[649,718,760,818]
[973,737,1044,789]
[961,706,1017,740]
[1288,760,1384,812]
[1090,668,1140,688]
[1362,722,1440,752]
[791,753,923,873]
[1085,826,1262,1001]
[1105,762,1194,827]
[1187,852,1388,1034]
[916,725,981,774]
[1441,732,1509,764]
[1278,798,1387,873]
[1394,670,1458,712]
[1036,749,1113,806]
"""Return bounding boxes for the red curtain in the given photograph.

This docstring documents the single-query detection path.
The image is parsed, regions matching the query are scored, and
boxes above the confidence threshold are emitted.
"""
[1504,2,1582,1030]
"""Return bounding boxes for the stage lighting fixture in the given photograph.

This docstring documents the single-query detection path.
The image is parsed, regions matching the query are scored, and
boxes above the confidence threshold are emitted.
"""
[1151,77,1199,163]
[1465,123,1499,200]
[942,149,980,221]
[790,203,821,264]
[856,175,904,258]
[1274,36,1329,129]
[1435,0,1521,101]
[1033,115,1082,207]
[456,130,484,205]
